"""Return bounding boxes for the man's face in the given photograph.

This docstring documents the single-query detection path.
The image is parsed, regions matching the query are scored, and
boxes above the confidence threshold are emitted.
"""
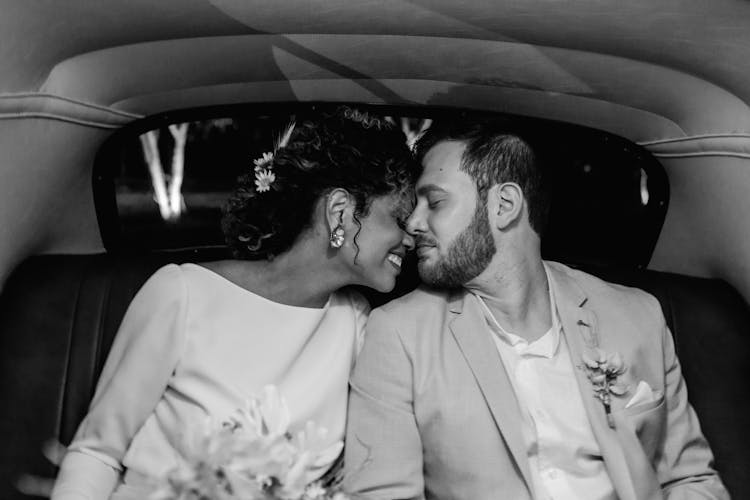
[407,141,496,288]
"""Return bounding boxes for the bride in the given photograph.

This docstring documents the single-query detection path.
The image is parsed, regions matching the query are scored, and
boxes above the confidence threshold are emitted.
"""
[51,108,417,500]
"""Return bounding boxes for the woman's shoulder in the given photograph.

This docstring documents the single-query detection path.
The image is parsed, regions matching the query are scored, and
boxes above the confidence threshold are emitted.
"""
[150,262,183,277]
[139,262,219,296]
[181,260,265,292]
[122,264,191,318]
[137,263,186,294]
[165,261,246,292]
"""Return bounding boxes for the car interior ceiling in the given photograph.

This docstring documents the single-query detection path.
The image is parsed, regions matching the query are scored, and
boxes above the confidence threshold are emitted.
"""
[6,33,750,301]
[6,24,750,299]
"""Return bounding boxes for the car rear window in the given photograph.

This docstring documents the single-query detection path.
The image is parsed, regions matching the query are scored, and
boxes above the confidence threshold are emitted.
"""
[94,104,667,268]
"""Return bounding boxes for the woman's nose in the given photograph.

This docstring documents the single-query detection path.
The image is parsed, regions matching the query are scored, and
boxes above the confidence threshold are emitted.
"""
[402,231,415,251]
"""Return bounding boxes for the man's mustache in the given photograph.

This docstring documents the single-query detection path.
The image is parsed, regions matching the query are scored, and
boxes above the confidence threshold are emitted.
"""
[415,235,438,247]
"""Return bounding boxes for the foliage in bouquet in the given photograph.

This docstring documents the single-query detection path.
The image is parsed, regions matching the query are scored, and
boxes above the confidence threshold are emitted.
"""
[150,386,348,500]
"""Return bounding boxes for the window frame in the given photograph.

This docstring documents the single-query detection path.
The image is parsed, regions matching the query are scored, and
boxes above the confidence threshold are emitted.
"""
[93,102,668,267]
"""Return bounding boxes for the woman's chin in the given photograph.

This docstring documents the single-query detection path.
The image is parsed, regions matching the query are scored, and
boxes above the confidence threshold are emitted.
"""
[367,276,396,293]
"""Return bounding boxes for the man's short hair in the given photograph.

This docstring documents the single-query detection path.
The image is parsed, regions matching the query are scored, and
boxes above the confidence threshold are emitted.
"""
[415,121,549,236]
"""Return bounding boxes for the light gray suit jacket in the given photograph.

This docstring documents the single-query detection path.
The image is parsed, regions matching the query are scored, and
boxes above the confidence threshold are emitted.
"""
[344,262,728,500]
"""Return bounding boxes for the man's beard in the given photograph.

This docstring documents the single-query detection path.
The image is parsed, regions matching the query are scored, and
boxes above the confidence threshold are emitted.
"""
[418,198,496,288]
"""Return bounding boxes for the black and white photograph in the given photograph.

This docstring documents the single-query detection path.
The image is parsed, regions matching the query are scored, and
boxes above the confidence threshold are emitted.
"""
[0,1,748,499]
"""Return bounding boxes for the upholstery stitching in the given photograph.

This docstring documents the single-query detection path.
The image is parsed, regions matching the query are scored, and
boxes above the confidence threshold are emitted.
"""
[0,112,128,129]
[57,262,85,442]
[0,92,143,118]
[93,260,114,382]
[639,133,750,146]
[649,152,750,160]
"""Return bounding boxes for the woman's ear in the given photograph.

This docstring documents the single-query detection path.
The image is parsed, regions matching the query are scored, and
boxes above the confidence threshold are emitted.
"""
[490,182,524,230]
[325,188,354,232]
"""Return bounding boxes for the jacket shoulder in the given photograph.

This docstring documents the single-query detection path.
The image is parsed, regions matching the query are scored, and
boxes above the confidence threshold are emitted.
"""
[374,285,452,315]
[547,261,663,320]
[367,286,455,339]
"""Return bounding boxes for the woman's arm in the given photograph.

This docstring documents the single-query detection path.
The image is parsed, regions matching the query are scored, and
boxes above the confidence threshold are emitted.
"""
[51,265,188,500]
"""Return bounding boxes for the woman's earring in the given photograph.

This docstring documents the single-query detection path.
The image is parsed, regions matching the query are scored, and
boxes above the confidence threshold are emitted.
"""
[329,225,345,249]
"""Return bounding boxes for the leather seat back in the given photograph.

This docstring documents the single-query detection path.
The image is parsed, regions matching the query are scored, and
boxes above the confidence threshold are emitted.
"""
[0,251,225,499]
[0,254,748,498]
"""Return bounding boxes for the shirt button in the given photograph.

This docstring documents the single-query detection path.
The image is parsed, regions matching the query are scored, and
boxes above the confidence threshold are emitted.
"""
[545,468,559,480]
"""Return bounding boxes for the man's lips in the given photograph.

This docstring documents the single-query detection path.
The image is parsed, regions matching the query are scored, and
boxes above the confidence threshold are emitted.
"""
[416,244,435,258]
[415,235,438,247]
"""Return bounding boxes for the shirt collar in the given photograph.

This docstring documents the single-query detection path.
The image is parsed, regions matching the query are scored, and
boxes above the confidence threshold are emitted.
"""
[474,262,562,358]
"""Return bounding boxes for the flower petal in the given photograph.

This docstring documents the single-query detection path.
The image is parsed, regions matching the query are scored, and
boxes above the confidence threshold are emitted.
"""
[594,347,607,363]
[581,352,599,369]
[609,383,629,396]
[259,385,290,436]
[607,352,626,373]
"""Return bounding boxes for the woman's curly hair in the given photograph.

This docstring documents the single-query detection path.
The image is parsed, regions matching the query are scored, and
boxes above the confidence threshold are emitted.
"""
[222,107,418,260]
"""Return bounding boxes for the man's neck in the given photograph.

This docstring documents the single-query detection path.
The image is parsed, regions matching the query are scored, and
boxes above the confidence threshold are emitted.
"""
[466,256,552,342]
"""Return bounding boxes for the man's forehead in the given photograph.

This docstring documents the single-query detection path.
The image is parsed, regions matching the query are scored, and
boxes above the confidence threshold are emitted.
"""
[422,140,466,172]
[418,140,469,188]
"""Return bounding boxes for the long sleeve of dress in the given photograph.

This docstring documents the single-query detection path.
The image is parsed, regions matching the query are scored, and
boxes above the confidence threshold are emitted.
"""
[52,265,189,500]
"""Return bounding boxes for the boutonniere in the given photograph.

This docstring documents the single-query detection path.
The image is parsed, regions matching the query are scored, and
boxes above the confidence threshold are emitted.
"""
[580,348,629,429]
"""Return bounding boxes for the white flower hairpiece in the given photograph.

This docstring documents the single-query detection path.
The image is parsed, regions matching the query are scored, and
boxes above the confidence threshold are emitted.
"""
[254,152,274,172]
[254,170,276,193]
[252,121,296,194]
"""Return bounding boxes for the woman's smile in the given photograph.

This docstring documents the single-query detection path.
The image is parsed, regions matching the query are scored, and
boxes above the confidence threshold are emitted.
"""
[387,252,403,269]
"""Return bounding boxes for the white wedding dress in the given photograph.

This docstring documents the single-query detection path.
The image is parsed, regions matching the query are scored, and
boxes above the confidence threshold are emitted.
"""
[52,263,369,500]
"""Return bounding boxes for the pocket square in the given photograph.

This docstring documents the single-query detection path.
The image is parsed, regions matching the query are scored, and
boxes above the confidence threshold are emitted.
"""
[625,380,661,408]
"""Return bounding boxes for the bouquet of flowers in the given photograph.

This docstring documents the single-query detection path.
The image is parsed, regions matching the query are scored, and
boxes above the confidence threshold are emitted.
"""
[150,385,349,500]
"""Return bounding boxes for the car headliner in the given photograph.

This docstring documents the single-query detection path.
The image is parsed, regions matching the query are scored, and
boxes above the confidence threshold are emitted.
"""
[1,0,750,300]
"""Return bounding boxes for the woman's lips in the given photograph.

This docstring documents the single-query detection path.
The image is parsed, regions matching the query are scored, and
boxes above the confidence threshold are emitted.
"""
[387,253,403,268]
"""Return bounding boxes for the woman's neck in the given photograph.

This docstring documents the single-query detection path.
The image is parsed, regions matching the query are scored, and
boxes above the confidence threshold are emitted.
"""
[211,241,346,309]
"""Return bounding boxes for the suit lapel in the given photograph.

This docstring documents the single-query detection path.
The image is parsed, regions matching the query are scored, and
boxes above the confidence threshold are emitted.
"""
[547,263,660,500]
[448,290,534,496]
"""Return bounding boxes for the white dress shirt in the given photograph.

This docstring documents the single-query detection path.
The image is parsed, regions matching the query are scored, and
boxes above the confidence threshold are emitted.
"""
[474,265,616,500]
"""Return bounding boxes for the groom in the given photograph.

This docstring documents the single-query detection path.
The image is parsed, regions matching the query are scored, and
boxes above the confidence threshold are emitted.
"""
[343,122,728,499]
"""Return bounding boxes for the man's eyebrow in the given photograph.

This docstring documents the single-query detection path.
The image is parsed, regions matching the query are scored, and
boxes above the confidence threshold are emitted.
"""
[416,184,448,197]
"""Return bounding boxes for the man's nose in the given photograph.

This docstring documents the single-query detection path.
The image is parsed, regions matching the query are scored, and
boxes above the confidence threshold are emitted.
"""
[406,207,426,236]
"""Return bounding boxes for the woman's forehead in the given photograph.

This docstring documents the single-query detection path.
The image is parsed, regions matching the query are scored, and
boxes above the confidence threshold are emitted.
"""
[374,190,413,218]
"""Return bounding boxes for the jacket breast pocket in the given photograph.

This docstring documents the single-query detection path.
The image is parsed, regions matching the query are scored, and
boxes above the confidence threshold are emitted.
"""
[617,395,667,463]
[622,392,664,417]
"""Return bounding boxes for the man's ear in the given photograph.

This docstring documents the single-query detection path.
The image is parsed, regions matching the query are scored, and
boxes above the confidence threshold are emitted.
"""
[489,182,524,230]
[325,188,354,232]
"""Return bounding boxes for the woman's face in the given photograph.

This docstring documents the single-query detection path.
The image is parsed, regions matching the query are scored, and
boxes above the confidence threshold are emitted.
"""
[343,192,415,292]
